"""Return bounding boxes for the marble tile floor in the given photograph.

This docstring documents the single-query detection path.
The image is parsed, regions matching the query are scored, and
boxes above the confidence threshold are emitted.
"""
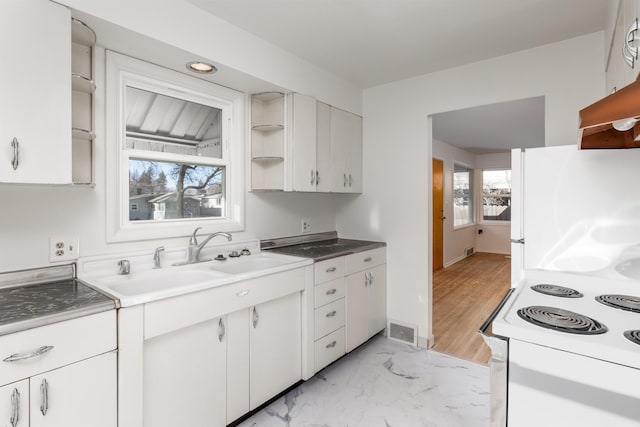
[238,334,490,427]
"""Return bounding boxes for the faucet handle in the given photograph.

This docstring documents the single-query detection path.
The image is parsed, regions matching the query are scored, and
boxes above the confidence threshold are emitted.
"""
[118,259,130,275]
[153,246,165,269]
[189,227,202,245]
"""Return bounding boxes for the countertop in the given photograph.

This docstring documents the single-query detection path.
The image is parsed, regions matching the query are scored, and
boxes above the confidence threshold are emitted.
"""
[0,265,117,336]
[262,232,386,261]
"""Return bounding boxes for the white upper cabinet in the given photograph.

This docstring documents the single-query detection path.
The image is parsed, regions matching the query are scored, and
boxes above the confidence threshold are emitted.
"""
[250,93,362,193]
[330,107,363,193]
[606,0,640,93]
[0,0,72,184]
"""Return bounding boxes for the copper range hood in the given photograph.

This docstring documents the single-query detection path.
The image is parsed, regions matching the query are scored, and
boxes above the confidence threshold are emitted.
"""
[579,74,640,149]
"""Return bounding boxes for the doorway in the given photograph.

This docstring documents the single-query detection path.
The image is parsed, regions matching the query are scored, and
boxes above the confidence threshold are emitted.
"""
[428,96,545,363]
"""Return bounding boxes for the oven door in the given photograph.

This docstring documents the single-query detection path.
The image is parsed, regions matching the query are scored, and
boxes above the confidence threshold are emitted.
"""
[479,288,515,427]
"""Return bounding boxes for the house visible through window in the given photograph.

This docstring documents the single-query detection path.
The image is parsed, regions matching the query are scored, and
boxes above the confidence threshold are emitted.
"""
[482,169,511,221]
[453,163,473,227]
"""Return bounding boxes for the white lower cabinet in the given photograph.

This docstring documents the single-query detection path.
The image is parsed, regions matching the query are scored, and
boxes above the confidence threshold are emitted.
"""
[345,250,387,353]
[143,317,226,427]
[30,352,116,427]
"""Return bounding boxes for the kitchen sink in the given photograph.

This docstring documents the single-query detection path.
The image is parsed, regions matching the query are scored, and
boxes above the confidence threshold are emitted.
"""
[209,252,302,275]
[94,268,230,297]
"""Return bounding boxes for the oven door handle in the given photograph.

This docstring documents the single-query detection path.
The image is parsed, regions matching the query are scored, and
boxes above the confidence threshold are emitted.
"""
[479,288,516,335]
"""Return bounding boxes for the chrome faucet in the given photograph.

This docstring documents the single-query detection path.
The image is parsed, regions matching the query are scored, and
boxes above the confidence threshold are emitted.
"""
[153,246,165,269]
[187,227,232,264]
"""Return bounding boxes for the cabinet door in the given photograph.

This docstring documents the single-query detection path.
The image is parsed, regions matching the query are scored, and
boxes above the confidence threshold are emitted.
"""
[367,264,387,338]
[0,0,71,184]
[623,0,639,84]
[316,101,332,192]
[330,107,362,193]
[249,292,301,409]
[30,351,116,427]
[345,271,369,352]
[0,380,29,427]
[143,317,226,427]
[291,93,318,191]
[226,309,250,424]
[346,113,363,193]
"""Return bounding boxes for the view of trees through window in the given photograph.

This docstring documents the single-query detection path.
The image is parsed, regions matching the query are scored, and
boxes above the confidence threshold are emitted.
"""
[453,164,473,226]
[482,169,511,221]
[129,158,225,221]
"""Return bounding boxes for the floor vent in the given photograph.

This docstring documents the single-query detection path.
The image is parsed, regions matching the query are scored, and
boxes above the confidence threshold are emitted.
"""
[465,247,474,256]
[388,320,418,346]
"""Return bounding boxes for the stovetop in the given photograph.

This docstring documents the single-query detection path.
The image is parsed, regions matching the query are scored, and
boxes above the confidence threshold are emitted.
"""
[493,270,640,369]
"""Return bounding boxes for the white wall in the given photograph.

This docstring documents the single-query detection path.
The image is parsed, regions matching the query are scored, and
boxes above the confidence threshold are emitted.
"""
[336,32,605,347]
[432,140,476,266]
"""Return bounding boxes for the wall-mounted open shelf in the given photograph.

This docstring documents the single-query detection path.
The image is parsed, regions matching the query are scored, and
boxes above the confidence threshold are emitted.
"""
[250,92,286,190]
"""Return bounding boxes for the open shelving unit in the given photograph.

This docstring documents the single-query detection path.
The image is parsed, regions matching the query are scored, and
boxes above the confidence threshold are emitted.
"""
[250,92,286,190]
[71,18,96,185]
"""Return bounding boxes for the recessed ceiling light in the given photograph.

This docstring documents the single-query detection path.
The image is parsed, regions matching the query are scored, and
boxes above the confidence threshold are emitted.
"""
[186,61,217,74]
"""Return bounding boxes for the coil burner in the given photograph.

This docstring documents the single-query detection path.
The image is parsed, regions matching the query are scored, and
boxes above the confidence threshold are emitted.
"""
[595,294,640,313]
[624,330,640,346]
[531,284,583,298]
[517,306,608,335]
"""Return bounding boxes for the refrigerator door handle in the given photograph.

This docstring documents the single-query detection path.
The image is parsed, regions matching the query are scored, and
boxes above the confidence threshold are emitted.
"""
[510,238,524,244]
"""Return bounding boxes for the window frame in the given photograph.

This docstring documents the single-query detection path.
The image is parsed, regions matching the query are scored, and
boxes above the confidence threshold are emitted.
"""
[452,162,474,229]
[480,168,512,225]
[105,51,245,242]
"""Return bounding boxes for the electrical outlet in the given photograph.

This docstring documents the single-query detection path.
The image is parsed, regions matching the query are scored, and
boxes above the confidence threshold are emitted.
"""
[49,237,80,262]
[301,218,311,233]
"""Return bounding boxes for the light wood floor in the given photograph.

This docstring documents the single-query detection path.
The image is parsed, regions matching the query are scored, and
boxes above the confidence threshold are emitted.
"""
[432,252,511,365]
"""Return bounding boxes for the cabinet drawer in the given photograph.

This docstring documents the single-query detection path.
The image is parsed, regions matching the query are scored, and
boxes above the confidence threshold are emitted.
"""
[345,247,385,274]
[314,257,345,284]
[314,327,345,372]
[0,310,116,386]
[314,278,344,308]
[314,299,344,339]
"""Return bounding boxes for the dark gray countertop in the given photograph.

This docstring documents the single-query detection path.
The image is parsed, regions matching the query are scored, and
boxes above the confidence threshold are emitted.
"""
[0,265,117,336]
[262,232,386,261]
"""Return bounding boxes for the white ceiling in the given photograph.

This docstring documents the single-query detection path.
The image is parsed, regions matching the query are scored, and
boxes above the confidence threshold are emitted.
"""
[188,0,609,89]
[186,0,609,153]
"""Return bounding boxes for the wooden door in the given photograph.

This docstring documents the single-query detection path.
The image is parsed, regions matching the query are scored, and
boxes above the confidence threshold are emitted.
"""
[432,158,444,271]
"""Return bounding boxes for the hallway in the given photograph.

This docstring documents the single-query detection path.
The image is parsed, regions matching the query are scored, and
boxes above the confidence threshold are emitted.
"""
[432,252,511,364]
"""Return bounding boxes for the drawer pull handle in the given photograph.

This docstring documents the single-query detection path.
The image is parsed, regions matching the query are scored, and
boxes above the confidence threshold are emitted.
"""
[326,266,337,273]
[40,379,48,416]
[11,138,19,170]
[236,289,249,297]
[3,345,54,363]
[326,288,337,295]
[325,340,337,349]
[326,310,337,318]
[364,257,372,262]
[10,388,19,427]
[218,318,225,342]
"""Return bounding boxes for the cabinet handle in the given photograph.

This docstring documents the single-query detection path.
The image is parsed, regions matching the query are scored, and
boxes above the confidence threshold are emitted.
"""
[236,289,249,297]
[315,170,319,185]
[325,340,337,349]
[343,173,348,187]
[326,266,337,273]
[310,169,315,185]
[10,388,19,427]
[326,288,337,295]
[252,307,259,328]
[368,272,374,285]
[623,43,635,68]
[364,257,372,262]
[326,310,337,317]
[364,272,370,286]
[10,138,19,170]
[218,318,225,342]
[40,379,48,416]
[3,345,54,363]
[349,173,353,187]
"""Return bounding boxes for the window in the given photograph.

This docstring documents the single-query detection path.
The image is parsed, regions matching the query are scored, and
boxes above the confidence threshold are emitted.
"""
[106,51,245,242]
[482,169,511,222]
[453,163,473,227]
